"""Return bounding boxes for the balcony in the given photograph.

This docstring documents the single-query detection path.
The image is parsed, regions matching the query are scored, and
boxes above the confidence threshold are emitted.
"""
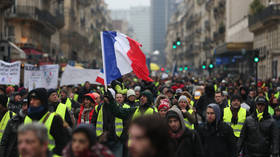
[78,0,91,6]
[0,0,14,10]
[249,4,280,32]
[5,6,64,33]
[60,30,89,50]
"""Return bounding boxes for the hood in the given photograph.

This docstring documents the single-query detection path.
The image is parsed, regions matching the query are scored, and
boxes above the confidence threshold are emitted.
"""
[73,124,96,147]
[141,90,154,106]
[166,106,185,131]
[28,88,48,108]
[208,103,221,122]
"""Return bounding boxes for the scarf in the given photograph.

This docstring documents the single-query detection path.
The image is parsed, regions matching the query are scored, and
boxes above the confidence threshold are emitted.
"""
[81,107,93,124]
[169,129,184,139]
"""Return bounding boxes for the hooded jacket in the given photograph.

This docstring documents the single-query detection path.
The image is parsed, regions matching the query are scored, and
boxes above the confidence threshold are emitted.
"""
[63,124,114,157]
[237,102,279,156]
[197,104,237,157]
[27,88,70,155]
[167,106,204,157]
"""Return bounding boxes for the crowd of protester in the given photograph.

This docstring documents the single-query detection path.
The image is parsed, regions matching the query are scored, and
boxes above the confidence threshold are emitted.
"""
[0,73,280,157]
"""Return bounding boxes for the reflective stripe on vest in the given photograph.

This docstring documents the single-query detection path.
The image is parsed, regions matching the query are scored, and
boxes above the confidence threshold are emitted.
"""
[223,107,246,137]
[56,103,67,120]
[0,111,15,141]
[65,98,72,110]
[96,104,130,137]
[132,107,156,119]
[184,109,194,130]
[24,112,56,150]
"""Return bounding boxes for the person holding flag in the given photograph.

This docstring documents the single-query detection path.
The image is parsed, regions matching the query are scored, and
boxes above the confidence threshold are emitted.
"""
[99,31,156,119]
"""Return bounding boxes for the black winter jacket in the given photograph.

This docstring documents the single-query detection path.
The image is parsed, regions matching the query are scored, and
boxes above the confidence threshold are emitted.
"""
[237,113,279,156]
[169,129,204,157]
[0,112,24,157]
[197,122,237,157]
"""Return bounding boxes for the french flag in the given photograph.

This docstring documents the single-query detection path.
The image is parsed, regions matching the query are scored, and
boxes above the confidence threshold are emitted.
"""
[101,31,153,85]
[96,69,104,85]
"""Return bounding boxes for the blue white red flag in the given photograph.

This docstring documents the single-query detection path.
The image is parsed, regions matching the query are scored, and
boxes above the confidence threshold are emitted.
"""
[101,31,153,85]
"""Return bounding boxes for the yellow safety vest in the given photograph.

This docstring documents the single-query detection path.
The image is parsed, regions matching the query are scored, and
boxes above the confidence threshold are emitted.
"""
[65,98,72,111]
[223,107,246,137]
[190,100,194,106]
[265,92,269,101]
[24,112,56,151]
[132,106,156,119]
[214,84,217,92]
[96,104,130,137]
[184,109,194,130]
[55,103,67,120]
[275,92,280,99]
[0,111,15,141]
[73,94,79,102]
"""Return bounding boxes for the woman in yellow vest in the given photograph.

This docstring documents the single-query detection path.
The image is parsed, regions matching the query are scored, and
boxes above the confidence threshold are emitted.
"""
[176,95,195,130]
[24,88,70,156]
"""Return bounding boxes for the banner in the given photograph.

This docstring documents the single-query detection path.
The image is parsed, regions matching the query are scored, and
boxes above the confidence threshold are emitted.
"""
[0,60,21,85]
[61,65,100,86]
[24,64,59,90]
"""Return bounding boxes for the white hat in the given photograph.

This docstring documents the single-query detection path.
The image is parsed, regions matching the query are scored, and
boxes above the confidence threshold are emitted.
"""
[127,89,136,98]
[134,86,141,92]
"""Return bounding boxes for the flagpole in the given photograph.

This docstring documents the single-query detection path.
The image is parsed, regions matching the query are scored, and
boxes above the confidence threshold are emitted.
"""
[100,31,108,92]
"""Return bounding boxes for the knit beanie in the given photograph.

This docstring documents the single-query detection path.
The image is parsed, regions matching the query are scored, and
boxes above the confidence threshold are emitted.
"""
[127,89,136,98]
[178,95,188,102]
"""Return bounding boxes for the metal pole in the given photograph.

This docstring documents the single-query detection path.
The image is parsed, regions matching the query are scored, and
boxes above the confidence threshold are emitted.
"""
[255,62,258,92]
[7,45,11,62]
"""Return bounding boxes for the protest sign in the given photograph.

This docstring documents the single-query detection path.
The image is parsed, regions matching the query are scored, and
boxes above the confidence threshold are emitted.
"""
[0,60,21,85]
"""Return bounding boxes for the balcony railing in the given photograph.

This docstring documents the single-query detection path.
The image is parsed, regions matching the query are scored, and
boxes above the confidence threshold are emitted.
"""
[5,6,64,29]
[249,4,280,30]
[0,0,14,10]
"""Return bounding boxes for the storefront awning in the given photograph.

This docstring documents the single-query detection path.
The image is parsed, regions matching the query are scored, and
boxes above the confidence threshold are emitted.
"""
[215,42,253,57]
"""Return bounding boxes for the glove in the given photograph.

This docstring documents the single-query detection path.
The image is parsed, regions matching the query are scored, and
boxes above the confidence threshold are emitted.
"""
[104,90,114,102]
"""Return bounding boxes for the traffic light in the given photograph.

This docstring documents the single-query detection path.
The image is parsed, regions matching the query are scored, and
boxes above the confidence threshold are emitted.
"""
[202,64,206,70]
[161,67,165,72]
[184,66,188,71]
[179,67,183,71]
[254,56,259,63]
[173,42,177,49]
[176,38,181,46]
[209,63,214,69]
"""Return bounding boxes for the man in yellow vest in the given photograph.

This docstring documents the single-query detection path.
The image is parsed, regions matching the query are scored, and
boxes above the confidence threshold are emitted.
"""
[47,89,74,128]
[0,94,15,142]
[60,89,80,112]
[104,89,157,121]
[24,88,69,156]
[223,95,247,138]
[93,91,129,157]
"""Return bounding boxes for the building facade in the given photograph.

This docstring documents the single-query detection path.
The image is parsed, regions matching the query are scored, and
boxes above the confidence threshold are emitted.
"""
[249,0,280,79]
[0,0,111,68]
[165,0,257,77]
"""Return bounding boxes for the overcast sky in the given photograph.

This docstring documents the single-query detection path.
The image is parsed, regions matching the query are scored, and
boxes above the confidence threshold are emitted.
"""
[105,0,150,10]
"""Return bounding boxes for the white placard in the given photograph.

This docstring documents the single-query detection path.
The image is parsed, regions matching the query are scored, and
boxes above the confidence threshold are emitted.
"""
[0,60,21,85]
[24,64,59,90]
[60,65,100,86]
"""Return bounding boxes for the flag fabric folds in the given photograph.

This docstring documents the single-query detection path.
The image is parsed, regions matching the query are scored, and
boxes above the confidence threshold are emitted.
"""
[101,31,153,85]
